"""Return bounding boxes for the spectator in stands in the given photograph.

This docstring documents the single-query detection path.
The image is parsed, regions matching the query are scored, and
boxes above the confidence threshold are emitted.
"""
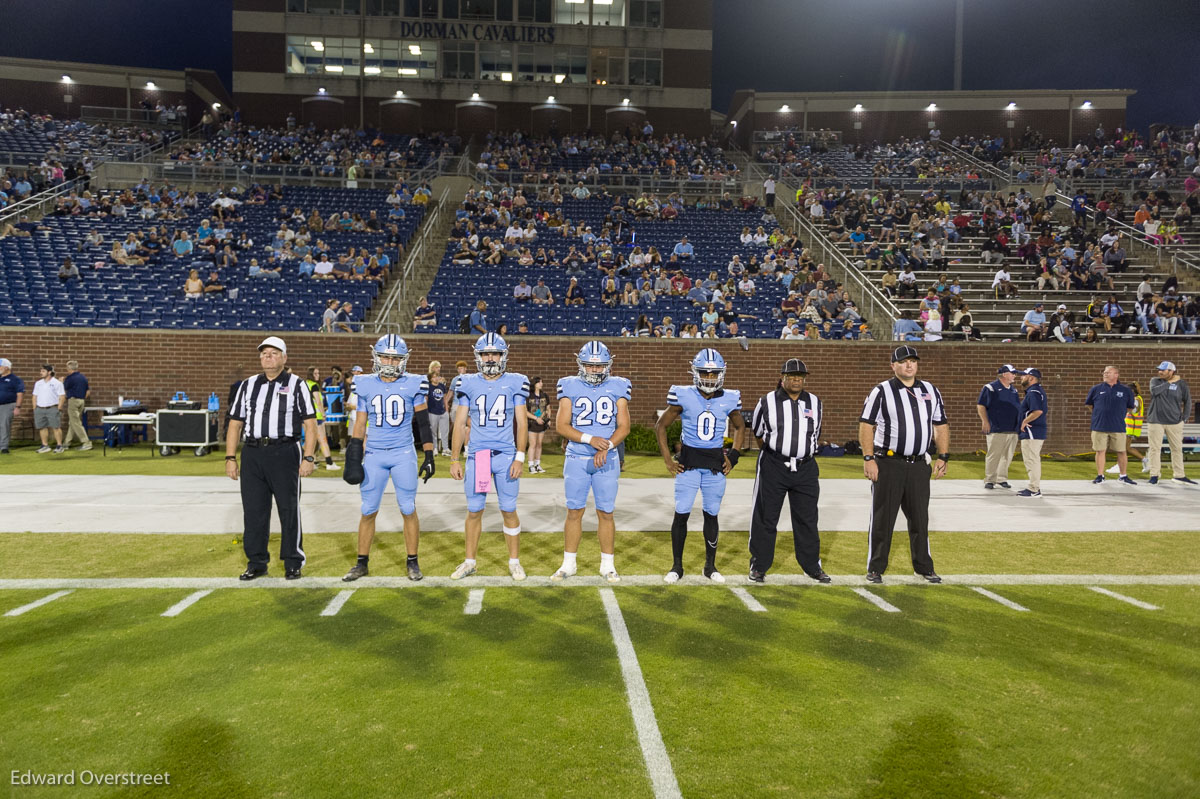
[672,235,694,260]
[601,278,619,307]
[669,269,691,296]
[203,270,225,294]
[880,268,899,298]
[469,300,490,334]
[566,278,586,306]
[924,309,944,342]
[1134,294,1157,335]
[686,283,709,307]
[172,232,193,258]
[322,299,339,333]
[532,279,554,306]
[1156,296,1181,334]
[183,269,204,299]
[893,310,923,341]
[1022,303,1049,342]
[1102,295,1127,333]
[992,266,1018,298]
[413,296,437,330]
[738,275,756,297]
[898,265,919,299]
[335,302,354,333]
[57,257,80,283]
[513,279,532,304]
[640,280,657,306]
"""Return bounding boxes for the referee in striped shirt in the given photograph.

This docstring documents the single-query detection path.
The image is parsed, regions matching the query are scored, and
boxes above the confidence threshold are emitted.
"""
[858,345,949,584]
[226,336,318,581]
[748,358,830,583]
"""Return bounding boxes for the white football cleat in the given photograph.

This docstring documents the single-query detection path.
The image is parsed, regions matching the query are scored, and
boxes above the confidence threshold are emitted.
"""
[601,569,621,583]
[705,570,726,584]
[663,570,681,584]
[509,561,526,581]
[324,462,341,470]
[550,566,576,582]
[450,561,476,580]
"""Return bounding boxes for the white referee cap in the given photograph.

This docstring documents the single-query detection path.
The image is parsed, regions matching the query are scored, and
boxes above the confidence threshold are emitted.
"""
[258,336,287,354]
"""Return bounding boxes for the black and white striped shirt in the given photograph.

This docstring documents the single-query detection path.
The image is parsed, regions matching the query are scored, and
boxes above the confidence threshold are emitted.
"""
[752,388,822,460]
[229,372,316,439]
[860,377,947,456]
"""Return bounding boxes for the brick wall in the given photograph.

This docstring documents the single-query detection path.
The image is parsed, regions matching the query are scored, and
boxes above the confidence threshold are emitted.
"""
[2,329,1195,452]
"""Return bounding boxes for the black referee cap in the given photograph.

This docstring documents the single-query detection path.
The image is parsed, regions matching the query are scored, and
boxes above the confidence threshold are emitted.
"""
[781,358,808,375]
[891,345,920,362]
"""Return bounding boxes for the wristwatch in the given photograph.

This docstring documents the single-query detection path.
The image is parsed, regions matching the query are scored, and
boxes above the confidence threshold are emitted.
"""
[863,455,875,462]
[937,453,950,462]
[303,455,316,463]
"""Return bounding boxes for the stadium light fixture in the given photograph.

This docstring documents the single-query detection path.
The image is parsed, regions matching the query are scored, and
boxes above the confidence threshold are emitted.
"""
[730,120,737,127]
[471,92,481,100]
[853,104,863,112]
[926,103,937,111]
[622,98,630,106]
[1006,102,1017,110]
[325,65,344,73]
[547,95,556,103]
[145,81,157,90]
[1080,101,1092,109]
[554,74,566,84]
[395,90,405,97]
[311,41,324,51]
[317,87,327,94]
[501,72,513,82]
[409,45,421,55]
[364,66,381,75]
[61,74,72,83]
[212,102,221,109]
[363,43,374,54]
[594,0,613,4]
[779,104,791,112]
[398,68,418,75]
[565,0,584,3]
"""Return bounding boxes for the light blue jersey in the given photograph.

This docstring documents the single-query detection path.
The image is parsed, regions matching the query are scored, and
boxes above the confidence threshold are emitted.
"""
[558,375,632,457]
[455,372,530,455]
[668,385,742,449]
[355,373,430,450]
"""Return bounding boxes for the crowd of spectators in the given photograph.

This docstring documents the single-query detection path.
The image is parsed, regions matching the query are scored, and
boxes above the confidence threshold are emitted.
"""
[0,106,178,162]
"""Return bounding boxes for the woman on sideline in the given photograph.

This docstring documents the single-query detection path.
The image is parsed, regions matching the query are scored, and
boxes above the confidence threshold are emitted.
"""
[304,366,339,470]
[524,376,552,474]
[426,360,450,456]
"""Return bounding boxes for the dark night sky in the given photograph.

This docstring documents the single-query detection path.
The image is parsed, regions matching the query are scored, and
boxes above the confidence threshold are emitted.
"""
[1,0,1197,131]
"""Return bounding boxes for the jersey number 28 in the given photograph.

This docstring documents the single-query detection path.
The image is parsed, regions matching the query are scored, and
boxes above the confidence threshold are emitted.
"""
[574,396,615,427]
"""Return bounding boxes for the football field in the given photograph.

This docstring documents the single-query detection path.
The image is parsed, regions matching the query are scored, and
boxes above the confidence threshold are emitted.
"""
[2,451,1198,797]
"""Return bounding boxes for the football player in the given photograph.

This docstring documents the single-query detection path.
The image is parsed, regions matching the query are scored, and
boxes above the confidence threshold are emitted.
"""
[342,335,436,581]
[553,341,632,582]
[448,334,530,580]
[655,348,745,583]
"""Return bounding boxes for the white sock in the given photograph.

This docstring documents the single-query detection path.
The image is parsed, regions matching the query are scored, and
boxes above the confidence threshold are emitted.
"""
[600,552,615,572]
[463,558,477,567]
[508,558,520,566]
[561,551,577,571]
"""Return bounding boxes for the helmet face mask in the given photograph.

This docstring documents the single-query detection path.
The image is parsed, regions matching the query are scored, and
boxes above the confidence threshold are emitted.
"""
[373,334,409,378]
[691,348,726,393]
[576,340,612,385]
[474,333,509,377]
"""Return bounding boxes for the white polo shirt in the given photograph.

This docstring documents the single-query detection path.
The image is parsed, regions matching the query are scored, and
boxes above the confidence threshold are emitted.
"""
[33,377,65,408]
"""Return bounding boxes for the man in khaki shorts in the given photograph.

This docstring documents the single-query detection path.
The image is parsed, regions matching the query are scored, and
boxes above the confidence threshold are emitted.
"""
[32,364,66,455]
[1145,360,1196,486]
[1085,365,1137,485]
[1016,368,1048,497]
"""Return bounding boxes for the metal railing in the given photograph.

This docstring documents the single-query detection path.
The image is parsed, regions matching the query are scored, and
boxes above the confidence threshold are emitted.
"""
[1054,190,1167,265]
[0,177,83,228]
[929,138,1013,185]
[469,167,742,196]
[372,185,450,332]
[80,105,189,131]
[148,155,452,190]
[778,194,900,333]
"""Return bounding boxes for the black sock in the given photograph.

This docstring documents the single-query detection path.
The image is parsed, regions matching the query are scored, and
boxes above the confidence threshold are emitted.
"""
[670,512,689,572]
[325,456,333,465]
[702,512,719,569]
[407,554,419,564]
[356,555,369,567]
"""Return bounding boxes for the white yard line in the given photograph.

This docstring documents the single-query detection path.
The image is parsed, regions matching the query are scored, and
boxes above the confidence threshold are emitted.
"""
[320,590,355,617]
[599,588,682,799]
[1088,586,1160,610]
[852,587,902,613]
[3,590,73,617]
[729,586,768,612]
[161,590,213,618]
[0,574,1196,590]
[464,589,485,615]
[971,587,1031,612]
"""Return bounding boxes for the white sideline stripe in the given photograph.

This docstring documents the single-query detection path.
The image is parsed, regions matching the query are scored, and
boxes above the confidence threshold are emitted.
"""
[320,590,355,617]
[4,590,73,616]
[161,590,213,617]
[464,589,485,615]
[729,586,767,612]
[971,587,1030,612]
[599,588,682,799]
[852,587,901,613]
[0,574,1197,590]
[1089,586,1160,610]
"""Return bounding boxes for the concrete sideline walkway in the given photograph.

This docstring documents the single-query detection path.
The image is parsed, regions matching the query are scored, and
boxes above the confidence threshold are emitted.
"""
[3,475,1197,534]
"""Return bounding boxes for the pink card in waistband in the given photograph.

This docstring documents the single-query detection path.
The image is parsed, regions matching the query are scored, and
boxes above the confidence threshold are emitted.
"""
[473,449,492,494]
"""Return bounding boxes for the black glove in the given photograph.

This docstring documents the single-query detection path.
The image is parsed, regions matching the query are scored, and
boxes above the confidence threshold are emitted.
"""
[419,450,436,483]
[342,438,365,485]
[725,448,741,468]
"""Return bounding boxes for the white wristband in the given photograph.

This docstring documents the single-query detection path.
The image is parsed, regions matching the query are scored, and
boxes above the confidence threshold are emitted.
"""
[515,452,526,463]
[580,433,593,445]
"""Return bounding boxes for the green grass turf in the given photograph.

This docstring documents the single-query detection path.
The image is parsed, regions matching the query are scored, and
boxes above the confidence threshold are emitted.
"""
[1,584,1197,797]
[2,445,1196,481]
[2,531,1198,580]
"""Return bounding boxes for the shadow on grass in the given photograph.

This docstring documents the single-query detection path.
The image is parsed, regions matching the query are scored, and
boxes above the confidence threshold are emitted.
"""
[857,712,1009,799]
[112,717,251,799]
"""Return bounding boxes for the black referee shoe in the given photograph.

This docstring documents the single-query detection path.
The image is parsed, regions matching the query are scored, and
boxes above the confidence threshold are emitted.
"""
[239,566,267,581]
[285,567,303,580]
[865,571,883,584]
[917,571,942,584]
[748,569,766,583]
[808,570,832,584]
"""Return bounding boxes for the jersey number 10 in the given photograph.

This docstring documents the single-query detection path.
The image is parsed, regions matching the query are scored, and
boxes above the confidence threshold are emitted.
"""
[369,394,407,427]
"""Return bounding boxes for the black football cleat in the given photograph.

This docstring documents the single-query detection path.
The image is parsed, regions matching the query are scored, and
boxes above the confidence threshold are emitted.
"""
[809,570,832,584]
[407,560,424,581]
[865,571,883,584]
[748,569,766,583]
[284,567,303,581]
[918,571,942,584]
[239,567,267,581]
[343,563,368,582]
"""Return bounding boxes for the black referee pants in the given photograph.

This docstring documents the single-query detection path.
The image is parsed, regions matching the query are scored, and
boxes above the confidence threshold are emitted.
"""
[241,441,305,570]
[748,450,822,576]
[867,457,935,576]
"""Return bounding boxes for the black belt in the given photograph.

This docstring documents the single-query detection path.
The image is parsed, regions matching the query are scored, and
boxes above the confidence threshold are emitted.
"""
[244,436,299,447]
[764,449,815,471]
[876,451,923,463]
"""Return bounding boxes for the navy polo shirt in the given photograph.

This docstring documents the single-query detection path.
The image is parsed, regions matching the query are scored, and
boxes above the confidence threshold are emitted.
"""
[1085,381,1136,433]
[1020,384,1048,440]
[0,373,25,404]
[64,372,89,400]
[977,378,1021,433]
[427,382,447,415]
